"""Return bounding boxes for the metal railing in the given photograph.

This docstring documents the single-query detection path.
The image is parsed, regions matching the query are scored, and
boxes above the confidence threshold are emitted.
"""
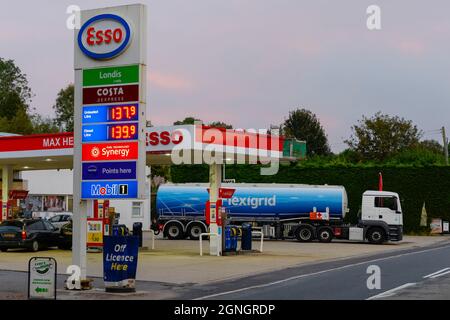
[149,229,155,250]
[199,232,220,256]
[252,231,264,253]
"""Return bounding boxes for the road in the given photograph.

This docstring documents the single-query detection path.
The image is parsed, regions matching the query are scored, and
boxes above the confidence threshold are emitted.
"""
[186,240,450,300]
[1,239,450,300]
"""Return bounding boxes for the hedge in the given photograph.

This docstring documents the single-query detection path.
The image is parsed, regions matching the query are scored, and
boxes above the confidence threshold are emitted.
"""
[170,164,450,232]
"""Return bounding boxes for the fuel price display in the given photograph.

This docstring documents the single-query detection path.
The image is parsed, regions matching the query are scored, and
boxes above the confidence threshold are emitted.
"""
[109,123,138,140]
[110,105,138,121]
[82,104,139,123]
[82,122,139,142]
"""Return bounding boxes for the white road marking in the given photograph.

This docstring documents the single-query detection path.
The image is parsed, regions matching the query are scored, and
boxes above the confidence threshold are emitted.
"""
[194,244,450,300]
[430,270,450,279]
[423,267,450,279]
[366,283,417,300]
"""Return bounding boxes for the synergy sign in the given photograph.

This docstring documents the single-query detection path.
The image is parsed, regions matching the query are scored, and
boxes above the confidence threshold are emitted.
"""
[82,142,139,161]
[77,14,132,60]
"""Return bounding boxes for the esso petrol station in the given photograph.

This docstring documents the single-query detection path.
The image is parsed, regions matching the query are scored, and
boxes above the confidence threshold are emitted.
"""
[0,4,298,289]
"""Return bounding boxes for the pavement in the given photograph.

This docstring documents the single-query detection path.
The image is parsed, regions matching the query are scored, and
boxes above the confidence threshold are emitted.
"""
[0,234,448,299]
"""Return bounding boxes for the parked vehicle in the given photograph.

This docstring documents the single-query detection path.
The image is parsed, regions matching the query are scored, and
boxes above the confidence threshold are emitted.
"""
[0,218,61,252]
[58,221,72,250]
[47,213,72,230]
[154,183,403,244]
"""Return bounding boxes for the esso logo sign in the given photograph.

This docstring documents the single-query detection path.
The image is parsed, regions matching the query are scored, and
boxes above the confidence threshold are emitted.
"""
[147,131,184,146]
[78,14,131,60]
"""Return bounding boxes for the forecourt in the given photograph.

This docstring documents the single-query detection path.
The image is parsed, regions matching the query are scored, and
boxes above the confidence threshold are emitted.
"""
[0,124,296,282]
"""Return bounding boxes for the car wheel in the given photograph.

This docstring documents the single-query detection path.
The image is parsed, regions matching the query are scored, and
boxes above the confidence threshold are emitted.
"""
[164,222,184,240]
[30,240,39,252]
[187,223,206,240]
[295,225,315,242]
[317,227,333,243]
[0,247,7,252]
[367,227,386,244]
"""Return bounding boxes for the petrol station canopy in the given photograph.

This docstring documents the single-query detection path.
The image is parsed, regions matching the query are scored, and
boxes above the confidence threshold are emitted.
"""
[0,125,305,171]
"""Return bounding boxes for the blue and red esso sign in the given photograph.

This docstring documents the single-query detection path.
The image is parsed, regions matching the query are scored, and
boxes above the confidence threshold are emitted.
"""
[78,14,132,60]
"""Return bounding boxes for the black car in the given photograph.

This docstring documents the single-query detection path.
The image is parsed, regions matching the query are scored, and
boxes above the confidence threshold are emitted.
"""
[58,220,72,250]
[0,218,61,252]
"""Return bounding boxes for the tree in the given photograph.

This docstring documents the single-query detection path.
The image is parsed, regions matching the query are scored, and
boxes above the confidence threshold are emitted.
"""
[345,112,422,161]
[0,108,34,135]
[281,108,331,156]
[30,114,60,134]
[208,121,233,129]
[53,84,74,132]
[419,139,443,154]
[173,116,202,125]
[0,58,33,119]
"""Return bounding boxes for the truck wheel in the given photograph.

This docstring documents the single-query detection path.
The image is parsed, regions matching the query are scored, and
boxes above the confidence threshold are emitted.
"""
[295,225,314,242]
[165,222,184,240]
[367,227,385,244]
[317,227,333,243]
[187,223,206,240]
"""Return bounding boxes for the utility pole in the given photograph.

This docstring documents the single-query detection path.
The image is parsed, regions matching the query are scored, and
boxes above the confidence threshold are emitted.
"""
[442,126,449,165]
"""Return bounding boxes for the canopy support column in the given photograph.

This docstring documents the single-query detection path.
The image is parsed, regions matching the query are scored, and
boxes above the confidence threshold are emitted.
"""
[209,163,222,256]
[1,165,13,221]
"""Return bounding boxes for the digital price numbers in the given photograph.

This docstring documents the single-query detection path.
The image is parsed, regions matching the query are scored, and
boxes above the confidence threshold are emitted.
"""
[109,123,138,140]
[82,104,139,124]
[109,105,138,121]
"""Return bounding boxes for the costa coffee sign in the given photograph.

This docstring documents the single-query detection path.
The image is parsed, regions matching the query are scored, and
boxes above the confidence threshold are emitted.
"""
[82,142,138,161]
[78,14,132,60]
[83,84,139,104]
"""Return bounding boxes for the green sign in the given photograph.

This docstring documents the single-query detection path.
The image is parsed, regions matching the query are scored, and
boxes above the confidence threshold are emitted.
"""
[283,139,307,159]
[83,65,139,87]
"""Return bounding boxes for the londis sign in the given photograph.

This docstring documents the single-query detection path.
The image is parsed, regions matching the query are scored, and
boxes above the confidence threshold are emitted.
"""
[78,14,132,60]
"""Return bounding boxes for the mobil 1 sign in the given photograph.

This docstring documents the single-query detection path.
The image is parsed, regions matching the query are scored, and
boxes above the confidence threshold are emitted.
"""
[82,181,137,199]
[28,257,57,300]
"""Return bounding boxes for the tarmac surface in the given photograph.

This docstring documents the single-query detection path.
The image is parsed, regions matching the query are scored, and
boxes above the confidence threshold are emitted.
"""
[0,234,448,299]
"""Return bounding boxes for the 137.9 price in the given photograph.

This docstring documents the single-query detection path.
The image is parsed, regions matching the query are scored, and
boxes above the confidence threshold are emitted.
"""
[108,123,138,140]
[109,105,138,121]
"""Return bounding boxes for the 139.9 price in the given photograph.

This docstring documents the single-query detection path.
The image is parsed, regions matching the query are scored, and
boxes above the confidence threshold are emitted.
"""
[108,123,138,140]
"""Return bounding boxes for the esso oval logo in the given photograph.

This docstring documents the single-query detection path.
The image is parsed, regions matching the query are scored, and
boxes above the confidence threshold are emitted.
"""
[147,131,184,146]
[78,14,131,60]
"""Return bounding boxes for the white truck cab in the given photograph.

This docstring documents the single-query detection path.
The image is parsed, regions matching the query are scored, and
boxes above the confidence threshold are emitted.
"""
[357,190,403,243]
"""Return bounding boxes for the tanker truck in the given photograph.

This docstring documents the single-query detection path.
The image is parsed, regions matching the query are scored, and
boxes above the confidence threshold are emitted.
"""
[154,183,403,244]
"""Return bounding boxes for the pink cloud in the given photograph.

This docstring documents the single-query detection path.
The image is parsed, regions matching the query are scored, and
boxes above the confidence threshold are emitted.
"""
[148,71,193,91]
[394,39,425,56]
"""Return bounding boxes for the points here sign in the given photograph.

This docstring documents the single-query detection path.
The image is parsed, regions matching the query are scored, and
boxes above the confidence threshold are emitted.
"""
[74,4,147,200]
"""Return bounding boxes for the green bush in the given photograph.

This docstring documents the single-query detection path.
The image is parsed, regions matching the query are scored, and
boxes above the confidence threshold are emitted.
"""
[171,164,450,233]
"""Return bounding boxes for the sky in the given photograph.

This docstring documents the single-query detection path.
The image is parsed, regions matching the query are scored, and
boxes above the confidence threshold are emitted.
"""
[0,0,449,152]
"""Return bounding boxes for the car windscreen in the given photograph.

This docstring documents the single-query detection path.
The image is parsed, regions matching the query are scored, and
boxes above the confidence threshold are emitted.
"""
[0,220,23,228]
[25,220,46,231]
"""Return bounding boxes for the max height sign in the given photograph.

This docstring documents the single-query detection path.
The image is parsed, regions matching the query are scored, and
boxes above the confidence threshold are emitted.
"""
[74,4,147,200]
